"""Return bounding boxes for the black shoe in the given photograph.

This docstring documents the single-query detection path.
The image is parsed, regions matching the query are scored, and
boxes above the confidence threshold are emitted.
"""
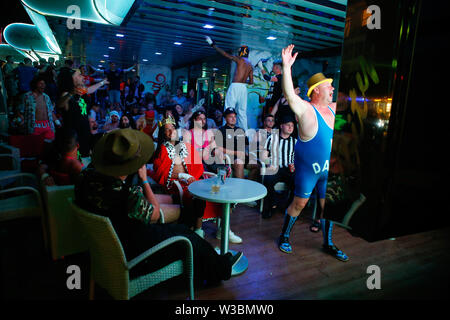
[261,208,273,219]
[278,236,293,253]
[228,251,243,268]
[322,244,349,262]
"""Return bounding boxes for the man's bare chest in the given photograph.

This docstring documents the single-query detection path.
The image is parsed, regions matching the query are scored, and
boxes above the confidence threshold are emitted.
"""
[34,95,48,118]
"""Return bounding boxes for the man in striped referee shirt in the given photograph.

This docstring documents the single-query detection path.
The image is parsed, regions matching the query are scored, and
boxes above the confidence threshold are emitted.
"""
[260,115,297,219]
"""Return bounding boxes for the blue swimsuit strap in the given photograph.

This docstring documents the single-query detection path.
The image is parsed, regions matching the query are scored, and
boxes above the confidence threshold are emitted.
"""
[328,105,335,116]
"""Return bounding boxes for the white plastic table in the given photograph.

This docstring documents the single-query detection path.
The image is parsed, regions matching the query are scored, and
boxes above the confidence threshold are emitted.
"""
[188,178,267,275]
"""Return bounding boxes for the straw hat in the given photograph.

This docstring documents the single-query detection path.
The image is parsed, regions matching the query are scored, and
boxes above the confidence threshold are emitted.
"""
[92,128,154,176]
[307,73,333,97]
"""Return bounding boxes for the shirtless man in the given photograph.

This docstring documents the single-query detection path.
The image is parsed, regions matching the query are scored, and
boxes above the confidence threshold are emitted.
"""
[206,36,253,131]
[277,45,348,262]
[22,76,56,141]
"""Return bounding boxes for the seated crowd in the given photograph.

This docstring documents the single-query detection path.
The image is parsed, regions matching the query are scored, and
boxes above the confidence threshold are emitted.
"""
[1,56,301,286]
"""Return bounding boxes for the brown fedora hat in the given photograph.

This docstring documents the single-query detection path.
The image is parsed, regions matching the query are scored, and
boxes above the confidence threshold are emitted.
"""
[307,72,333,97]
[92,128,154,176]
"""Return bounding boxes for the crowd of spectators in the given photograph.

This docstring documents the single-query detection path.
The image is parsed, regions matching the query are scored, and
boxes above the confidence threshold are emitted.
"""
[1,54,301,219]
[1,54,301,286]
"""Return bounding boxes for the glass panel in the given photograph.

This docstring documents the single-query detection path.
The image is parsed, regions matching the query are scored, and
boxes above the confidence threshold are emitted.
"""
[327,0,423,240]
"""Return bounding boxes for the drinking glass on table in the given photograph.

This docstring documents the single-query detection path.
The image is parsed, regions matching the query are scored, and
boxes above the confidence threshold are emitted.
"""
[211,181,221,193]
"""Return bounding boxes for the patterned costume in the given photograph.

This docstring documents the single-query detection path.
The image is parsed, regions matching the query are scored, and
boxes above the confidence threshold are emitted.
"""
[150,141,221,221]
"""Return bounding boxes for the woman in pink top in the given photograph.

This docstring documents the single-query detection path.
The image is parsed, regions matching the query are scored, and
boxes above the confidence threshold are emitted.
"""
[183,110,229,175]
[182,110,236,240]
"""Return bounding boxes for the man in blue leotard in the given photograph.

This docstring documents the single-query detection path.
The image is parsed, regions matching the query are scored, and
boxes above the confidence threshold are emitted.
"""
[277,45,348,262]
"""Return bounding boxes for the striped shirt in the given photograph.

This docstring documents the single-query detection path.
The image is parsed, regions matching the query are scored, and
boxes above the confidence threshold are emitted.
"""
[264,134,297,168]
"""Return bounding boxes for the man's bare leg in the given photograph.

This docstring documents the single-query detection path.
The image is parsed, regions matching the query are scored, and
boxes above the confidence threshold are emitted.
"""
[156,204,180,224]
[310,198,324,232]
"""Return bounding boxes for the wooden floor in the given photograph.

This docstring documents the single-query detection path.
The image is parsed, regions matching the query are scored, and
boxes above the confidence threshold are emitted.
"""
[1,203,450,300]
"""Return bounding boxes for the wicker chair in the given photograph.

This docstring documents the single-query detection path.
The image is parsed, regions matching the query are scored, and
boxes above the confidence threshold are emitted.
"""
[69,199,195,300]
[0,172,48,249]
[41,184,88,260]
[0,143,21,182]
[0,173,44,222]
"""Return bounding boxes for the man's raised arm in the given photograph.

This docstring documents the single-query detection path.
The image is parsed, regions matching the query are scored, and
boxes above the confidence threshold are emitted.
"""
[206,36,239,63]
[281,45,309,118]
[123,64,136,73]
[89,65,105,74]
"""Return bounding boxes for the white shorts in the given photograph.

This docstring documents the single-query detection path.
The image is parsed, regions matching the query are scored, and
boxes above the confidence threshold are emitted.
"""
[225,83,248,131]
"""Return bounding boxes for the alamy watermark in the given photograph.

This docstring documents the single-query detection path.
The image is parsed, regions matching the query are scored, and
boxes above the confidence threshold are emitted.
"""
[366,265,381,290]
[366,5,381,30]
[66,265,81,290]
[66,5,81,30]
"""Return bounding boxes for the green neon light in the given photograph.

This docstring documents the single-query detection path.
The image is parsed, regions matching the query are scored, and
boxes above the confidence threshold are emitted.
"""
[3,23,55,54]
[0,44,27,63]
[21,0,108,24]
[334,114,347,131]
[392,59,398,69]
[93,0,136,25]
[21,0,135,26]
[24,6,61,54]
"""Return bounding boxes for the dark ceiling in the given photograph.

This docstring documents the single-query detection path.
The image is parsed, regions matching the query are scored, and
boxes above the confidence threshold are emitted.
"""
[45,0,347,69]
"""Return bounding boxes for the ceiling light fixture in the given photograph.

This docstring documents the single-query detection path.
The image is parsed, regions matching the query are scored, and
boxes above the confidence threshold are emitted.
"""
[142,58,148,62]
[155,52,162,55]
[266,36,277,40]
[108,46,115,50]
[203,24,214,29]
[104,54,109,57]
[116,33,125,37]
[174,42,182,45]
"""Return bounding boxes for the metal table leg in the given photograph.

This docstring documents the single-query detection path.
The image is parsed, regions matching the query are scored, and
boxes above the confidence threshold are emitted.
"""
[220,203,230,254]
[218,202,248,276]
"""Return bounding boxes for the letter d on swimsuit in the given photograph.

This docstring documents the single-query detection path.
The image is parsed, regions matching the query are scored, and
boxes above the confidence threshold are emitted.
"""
[294,105,335,199]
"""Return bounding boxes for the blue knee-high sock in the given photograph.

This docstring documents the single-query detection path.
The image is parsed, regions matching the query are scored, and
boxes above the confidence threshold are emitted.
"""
[321,219,333,246]
[281,211,298,238]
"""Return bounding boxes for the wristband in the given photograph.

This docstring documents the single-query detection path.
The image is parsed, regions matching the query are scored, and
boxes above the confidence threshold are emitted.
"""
[178,173,193,180]
[205,36,215,47]
[142,180,149,185]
